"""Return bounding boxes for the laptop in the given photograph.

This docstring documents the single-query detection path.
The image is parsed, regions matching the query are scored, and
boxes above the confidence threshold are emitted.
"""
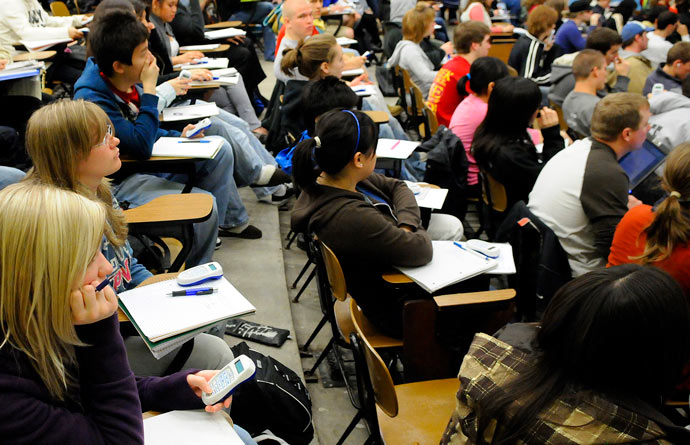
[618,139,667,189]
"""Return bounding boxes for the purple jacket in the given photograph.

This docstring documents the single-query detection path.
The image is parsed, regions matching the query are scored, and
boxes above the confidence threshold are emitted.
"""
[0,313,202,444]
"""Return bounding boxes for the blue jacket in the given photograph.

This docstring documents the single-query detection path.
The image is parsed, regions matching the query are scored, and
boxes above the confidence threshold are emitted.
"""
[554,20,586,55]
[74,58,180,160]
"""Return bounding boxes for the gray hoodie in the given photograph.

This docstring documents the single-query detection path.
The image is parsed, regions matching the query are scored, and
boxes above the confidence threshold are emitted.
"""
[386,39,437,98]
[648,91,690,153]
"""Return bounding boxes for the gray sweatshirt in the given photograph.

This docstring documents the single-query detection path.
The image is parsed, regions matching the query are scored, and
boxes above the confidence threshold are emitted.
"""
[648,91,690,153]
[386,39,437,98]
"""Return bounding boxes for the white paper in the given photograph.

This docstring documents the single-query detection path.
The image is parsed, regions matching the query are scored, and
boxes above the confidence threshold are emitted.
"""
[151,137,223,159]
[19,38,72,52]
[2,60,43,73]
[350,84,377,97]
[341,68,364,77]
[161,103,219,121]
[336,37,358,46]
[376,138,419,160]
[174,57,229,70]
[144,411,244,445]
[119,277,256,341]
[204,27,247,40]
[180,43,221,51]
[209,67,238,76]
[397,241,497,293]
[404,182,448,209]
[483,243,516,275]
[190,76,238,87]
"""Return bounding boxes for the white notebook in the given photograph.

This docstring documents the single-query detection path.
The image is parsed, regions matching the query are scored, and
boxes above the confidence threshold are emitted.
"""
[189,75,238,87]
[174,57,229,70]
[376,138,420,160]
[180,43,221,51]
[20,38,72,52]
[151,137,223,159]
[397,241,497,293]
[144,411,244,445]
[204,28,247,40]
[161,103,219,121]
[119,277,255,342]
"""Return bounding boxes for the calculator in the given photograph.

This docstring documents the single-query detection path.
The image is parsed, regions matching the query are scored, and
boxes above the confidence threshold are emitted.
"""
[176,262,224,286]
[201,355,256,405]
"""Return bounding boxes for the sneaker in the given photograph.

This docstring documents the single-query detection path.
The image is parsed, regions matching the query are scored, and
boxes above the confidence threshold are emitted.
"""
[215,237,222,250]
[259,183,296,205]
[218,224,263,239]
[255,165,292,187]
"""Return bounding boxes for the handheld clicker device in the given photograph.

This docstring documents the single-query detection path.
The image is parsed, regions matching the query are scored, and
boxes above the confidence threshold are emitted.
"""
[466,239,501,259]
[176,261,224,286]
[652,83,664,96]
[179,69,192,79]
[186,118,212,138]
[201,355,256,405]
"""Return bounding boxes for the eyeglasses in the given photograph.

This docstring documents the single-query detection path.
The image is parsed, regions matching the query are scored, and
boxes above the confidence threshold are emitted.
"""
[97,124,113,147]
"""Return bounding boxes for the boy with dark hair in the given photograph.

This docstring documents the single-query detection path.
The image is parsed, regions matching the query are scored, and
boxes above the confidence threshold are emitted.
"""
[75,9,282,239]
[562,49,607,137]
[426,21,491,127]
[549,27,630,107]
[643,41,690,94]
[642,10,690,68]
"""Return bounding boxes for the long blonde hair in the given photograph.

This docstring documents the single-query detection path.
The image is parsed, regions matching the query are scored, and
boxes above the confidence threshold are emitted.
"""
[24,99,128,248]
[0,183,107,400]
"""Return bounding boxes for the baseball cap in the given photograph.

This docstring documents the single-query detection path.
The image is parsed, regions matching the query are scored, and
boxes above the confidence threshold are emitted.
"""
[621,21,654,42]
[569,0,593,13]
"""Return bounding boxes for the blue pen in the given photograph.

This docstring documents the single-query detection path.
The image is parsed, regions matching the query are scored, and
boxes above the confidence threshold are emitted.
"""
[212,76,220,80]
[168,287,217,297]
[95,278,110,291]
[454,241,490,260]
[178,140,211,143]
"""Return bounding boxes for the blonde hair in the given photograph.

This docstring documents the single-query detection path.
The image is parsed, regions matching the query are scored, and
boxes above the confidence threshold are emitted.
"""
[280,34,339,79]
[0,182,107,400]
[403,2,435,43]
[24,99,128,248]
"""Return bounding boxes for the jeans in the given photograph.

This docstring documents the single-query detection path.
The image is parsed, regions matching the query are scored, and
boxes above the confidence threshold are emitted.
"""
[230,2,277,61]
[112,173,219,266]
[208,73,263,129]
[0,166,25,190]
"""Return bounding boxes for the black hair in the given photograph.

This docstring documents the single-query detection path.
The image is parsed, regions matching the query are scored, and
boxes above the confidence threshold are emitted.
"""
[301,76,359,135]
[657,10,679,29]
[456,56,509,99]
[292,109,378,191]
[476,265,690,444]
[585,27,623,54]
[613,0,637,22]
[129,0,148,16]
[683,73,690,97]
[89,9,149,77]
[472,76,541,171]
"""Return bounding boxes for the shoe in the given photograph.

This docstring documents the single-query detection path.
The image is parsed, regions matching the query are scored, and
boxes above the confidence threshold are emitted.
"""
[252,130,268,144]
[256,165,292,187]
[215,237,222,250]
[218,225,263,239]
[259,183,296,205]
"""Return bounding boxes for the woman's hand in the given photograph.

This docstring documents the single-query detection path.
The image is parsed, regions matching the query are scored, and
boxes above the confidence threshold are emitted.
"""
[167,77,191,96]
[70,281,118,325]
[182,124,204,138]
[190,68,213,81]
[536,107,559,129]
[174,51,204,65]
[0,59,7,70]
[349,72,372,86]
[187,370,233,413]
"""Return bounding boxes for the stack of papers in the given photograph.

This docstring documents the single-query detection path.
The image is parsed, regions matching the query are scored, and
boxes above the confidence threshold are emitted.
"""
[118,277,256,358]
[145,411,244,445]
[174,57,229,70]
[336,37,358,46]
[0,60,43,82]
[180,43,221,51]
[204,27,247,40]
[151,137,224,159]
[376,138,420,160]
[19,38,72,52]
[161,103,219,122]
[397,241,498,293]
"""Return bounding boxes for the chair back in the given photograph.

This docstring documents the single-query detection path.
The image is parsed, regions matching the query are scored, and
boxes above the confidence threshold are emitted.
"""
[481,171,508,213]
[488,38,516,65]
[350,300,399,417]
[349,332,384,443]
[319,242,348,302]
[50,1,71,16]
[408,76,436,140]
[392,66,409,118]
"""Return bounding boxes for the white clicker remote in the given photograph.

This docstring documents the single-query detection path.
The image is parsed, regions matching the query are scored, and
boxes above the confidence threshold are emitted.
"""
[466,239,501,259]
[202,355,256,405]
[186,117,212,138]
[176,261,224,286]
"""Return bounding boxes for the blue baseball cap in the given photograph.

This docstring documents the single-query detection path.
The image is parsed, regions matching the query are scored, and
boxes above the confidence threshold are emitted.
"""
[621,21,654,42]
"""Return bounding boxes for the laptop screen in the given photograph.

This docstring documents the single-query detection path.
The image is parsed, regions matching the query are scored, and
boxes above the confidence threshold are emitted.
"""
[618,139,667,189]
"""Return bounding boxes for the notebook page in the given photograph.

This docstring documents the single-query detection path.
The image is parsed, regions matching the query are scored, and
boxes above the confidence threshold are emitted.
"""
[376,138,419,160]
[144,411,244,445]
[151,137,222,158]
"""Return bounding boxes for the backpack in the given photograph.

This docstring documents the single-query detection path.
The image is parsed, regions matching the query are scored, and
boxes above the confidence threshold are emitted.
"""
[229,342,314,445]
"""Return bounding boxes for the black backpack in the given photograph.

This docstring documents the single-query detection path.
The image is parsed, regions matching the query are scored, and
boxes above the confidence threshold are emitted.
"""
[229,342,314,445]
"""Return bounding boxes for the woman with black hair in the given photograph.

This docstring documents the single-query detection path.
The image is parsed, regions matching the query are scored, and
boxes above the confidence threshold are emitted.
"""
[290,109,463,337]
[471,76,564,211]
[442,264,690,444]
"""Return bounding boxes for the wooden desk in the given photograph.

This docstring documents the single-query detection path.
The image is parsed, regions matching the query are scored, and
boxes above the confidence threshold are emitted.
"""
[363,110,389,125]
[205,20,242,29]
[180,44,230,53]
[118,273,178,322]
[13,50,56,61]
[119,156,200,193]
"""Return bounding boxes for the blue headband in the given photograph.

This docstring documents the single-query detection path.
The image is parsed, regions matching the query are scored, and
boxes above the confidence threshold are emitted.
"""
[341,110,361,155]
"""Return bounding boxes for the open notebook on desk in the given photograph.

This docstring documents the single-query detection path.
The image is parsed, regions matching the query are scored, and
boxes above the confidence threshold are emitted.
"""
[376,138,419,159]
[145,411,244,445]
[174,57,229,70]
[161,102,219,121]
[152,137,223,158]
[397,241,498,293]
[204,27,247,40]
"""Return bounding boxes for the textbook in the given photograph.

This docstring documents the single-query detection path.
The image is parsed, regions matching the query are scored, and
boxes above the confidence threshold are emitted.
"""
[179,43,221,51]
[161,102,219,121]
[119,276,256,342]
[397,241,498,293]
[151,137,223,158]
[19,38,72,52]
[376,138,419,159]
[204,27,247,40]
[174,57,229,70]
[145,411,244,444]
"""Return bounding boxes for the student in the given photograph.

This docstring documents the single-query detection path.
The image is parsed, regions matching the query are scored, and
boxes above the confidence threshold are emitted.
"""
[224,0,276,61]
[441,265,690,444]
[472,76,564,212]
[448,57,510,199]
[508,5,559,87]
[619,21,654,95]
[75,10,289,239]
[388,3,450,97]
[291,110,463,337]
[0,182,258,443]
[608,143,690,297]
[643,41,690,95]
[554,0,596,55]
[460,0,514,33]
[647,78,690,152]
[528,93,650,276]
[24,99,235,377]
[426,21,491,128]
[641,10,690,68]
[0,165,24,190]
[562,49,607,137]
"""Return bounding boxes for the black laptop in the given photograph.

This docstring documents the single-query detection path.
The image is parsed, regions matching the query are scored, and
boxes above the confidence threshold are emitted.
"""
[618,139,667,189]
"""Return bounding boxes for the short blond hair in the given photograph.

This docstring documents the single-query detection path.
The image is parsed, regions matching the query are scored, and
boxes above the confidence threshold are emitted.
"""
[591,93,649,141]
[0,182,106,400]
[403,2,435,43]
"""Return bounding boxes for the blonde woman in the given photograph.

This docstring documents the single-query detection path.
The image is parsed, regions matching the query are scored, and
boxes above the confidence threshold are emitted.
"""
[0,183,237,442]
[24,99,234,378]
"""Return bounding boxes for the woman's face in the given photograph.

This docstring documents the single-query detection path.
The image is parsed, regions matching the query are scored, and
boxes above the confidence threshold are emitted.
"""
[322,45,345,79]
[81,250,113,288]
[425,18,436,37]
[76,125,122,185]
[154,0,178,22]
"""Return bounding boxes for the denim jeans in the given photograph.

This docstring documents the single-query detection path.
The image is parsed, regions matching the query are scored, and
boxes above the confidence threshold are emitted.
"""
[230,2,277,61]
[208,73,262,129]
[0,166,25,190]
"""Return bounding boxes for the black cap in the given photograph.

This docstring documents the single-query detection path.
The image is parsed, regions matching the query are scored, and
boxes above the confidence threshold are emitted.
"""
[570,0,593,13]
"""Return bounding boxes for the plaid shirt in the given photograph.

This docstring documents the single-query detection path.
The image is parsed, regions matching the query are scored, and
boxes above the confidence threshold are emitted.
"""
[441,333,676,445]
